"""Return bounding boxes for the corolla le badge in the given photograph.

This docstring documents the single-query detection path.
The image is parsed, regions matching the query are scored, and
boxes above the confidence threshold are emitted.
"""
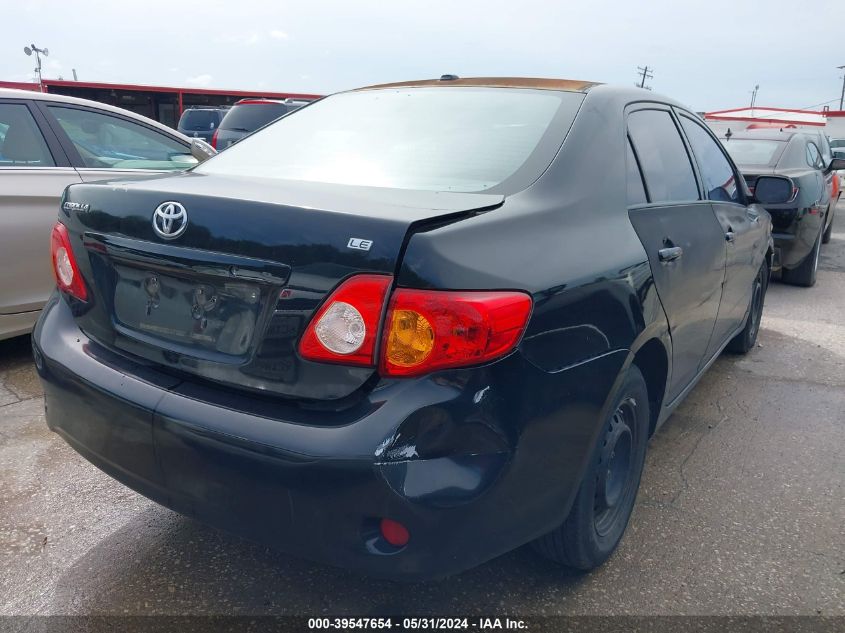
[152,202,188,239]
[62,201,90,213]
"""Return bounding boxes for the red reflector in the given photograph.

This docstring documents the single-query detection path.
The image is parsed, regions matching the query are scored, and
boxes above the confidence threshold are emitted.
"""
[379,518,410,547]
[50,222,88,301]
[380,289,532,377]
[298,274,392,366]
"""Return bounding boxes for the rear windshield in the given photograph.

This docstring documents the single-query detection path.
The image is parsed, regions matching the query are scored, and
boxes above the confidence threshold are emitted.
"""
[219,103,288,132]
[723,139,786,166]
[179,110,220,131]
[196,88,584,192]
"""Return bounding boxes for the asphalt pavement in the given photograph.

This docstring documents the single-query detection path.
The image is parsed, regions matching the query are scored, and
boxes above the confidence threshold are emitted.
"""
[1,203,843,617]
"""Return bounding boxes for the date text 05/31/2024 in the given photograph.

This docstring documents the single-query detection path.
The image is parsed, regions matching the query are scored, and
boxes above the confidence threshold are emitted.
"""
[307,618,528,630]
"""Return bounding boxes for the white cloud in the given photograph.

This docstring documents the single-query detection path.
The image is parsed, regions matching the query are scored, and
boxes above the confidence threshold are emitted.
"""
[185,74,213,87]
[269,29,288,40]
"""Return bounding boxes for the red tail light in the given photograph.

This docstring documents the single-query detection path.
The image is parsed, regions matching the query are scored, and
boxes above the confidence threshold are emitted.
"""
[298,275,532,376]
[380,289,532,377]
[50,222,88,301]
[298,275,392,366]
[210,128,219,149]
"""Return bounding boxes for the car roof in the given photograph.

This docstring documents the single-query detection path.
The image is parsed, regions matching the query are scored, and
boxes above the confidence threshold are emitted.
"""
[0,87,191,142]
[233,98,290,105]
[356,76,600,93]
[729,129,803,141]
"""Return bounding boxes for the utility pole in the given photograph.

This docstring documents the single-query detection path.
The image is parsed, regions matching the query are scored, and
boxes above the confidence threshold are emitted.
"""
[750,84,759,110]
[838,65,845,110]
[636,66,654,90]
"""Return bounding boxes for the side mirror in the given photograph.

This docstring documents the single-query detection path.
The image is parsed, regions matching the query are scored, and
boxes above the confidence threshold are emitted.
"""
[190,138,216,163]
[753,175,794,205]
[829,157,845,171]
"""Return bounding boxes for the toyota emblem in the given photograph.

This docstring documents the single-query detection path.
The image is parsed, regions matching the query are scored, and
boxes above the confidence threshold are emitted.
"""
[152,202,188,239]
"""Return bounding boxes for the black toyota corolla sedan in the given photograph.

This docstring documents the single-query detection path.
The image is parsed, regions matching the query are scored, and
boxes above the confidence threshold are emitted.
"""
[724,129,845,287]
[33,77,794,580]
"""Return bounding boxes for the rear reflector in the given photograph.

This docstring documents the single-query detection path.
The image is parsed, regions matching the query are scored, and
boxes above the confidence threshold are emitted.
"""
[298,275,392,366]
[50,222,88,301]
[380,289,532,377]
[379,518,410,547]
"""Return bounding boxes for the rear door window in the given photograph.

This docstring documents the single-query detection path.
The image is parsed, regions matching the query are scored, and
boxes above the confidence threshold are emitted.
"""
[47,106,197,171]
[679,115,741,204]
[627,109,699,203]
[0,103,55,167]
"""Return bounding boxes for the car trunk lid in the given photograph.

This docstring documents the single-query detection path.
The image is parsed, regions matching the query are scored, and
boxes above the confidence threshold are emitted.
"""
[62,172,503,401]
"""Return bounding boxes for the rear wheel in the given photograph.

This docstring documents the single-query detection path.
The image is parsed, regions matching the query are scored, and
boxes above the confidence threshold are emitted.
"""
[532,365,649,570]
[782,228,822,287]
[822,205,834,244]
[727,259,768,354]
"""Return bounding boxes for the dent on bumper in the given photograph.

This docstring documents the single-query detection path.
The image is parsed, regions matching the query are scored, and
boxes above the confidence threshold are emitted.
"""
[33,295,626,579]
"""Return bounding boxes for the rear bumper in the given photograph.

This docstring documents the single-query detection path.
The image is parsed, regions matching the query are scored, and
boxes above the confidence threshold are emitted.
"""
[773,220,821,270]
[33,294,625,580]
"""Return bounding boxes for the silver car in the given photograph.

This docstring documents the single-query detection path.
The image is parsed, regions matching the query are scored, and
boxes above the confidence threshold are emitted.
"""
[0,88,209,340]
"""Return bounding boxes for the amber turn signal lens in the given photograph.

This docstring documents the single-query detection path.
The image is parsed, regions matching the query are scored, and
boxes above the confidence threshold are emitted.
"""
[385,309,434,367]
[380,288,532,377]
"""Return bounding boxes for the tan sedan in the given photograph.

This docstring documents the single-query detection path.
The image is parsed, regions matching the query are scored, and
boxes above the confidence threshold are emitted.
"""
[0,88,212,340]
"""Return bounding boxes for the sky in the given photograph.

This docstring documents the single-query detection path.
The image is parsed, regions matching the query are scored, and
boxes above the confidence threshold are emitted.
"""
[3,0,844,113]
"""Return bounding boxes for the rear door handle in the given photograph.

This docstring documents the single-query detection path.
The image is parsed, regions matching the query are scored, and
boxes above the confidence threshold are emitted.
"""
[658,246,683,262]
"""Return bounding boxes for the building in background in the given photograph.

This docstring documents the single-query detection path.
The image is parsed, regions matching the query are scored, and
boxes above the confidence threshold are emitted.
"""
[704,106,845,139]
[0,79,321,128]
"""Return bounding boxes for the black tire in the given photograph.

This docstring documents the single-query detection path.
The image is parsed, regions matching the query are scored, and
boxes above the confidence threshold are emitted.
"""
[532,365,649,570]
[726,259,768,354]
[822,205,834,244]
[782,228,822,287]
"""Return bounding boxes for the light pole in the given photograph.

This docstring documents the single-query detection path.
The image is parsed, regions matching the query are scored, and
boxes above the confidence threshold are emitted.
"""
[838,65,845,110]
[23,44,49,92]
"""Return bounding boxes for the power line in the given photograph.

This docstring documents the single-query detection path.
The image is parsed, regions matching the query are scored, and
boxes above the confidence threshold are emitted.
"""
[800,97,842,110]
[636,66,653,90]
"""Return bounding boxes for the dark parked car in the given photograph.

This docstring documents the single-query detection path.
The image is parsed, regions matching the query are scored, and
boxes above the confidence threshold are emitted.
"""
[176,107,228,143]
[33,77,793,580]
[724,129,845,286]
[212,98,310,149]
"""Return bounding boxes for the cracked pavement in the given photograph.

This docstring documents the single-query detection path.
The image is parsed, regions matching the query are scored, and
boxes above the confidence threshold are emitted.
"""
[1,202,843,617]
